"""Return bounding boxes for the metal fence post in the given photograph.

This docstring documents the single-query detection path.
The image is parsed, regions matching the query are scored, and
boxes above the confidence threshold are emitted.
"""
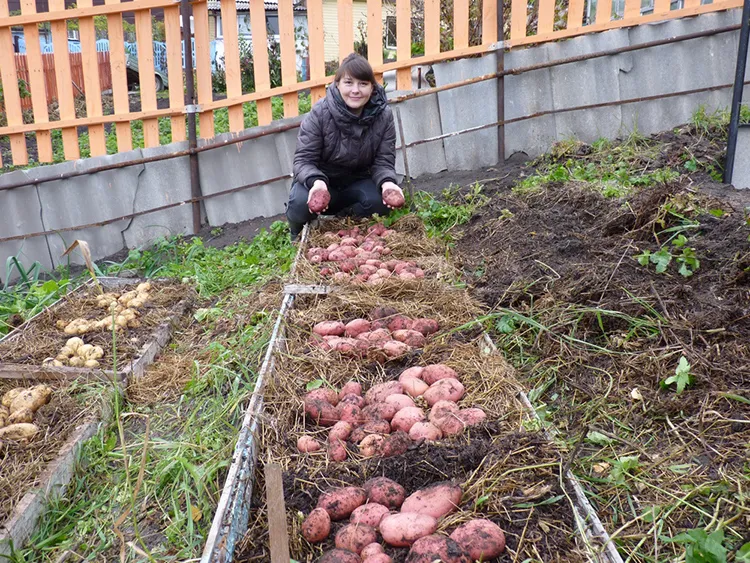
[724,0,750,184]
[181,0,203,234]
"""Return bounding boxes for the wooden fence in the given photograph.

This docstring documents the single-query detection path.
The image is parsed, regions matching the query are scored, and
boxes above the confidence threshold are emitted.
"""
[0,0,744,167]
[14,52,113,111]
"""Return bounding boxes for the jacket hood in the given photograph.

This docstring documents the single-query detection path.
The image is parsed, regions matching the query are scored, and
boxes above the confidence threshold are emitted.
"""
[326,82,389,126]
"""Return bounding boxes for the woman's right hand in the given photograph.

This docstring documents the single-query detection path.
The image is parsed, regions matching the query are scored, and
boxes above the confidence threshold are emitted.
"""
[308,180,330,213]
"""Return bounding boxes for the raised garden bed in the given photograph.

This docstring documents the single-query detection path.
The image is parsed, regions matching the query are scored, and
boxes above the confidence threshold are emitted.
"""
[0,277,194,385]
[203,220,621,563]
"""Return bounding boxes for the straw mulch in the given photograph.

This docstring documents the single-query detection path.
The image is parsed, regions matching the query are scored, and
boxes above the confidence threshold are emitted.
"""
[0,281,194,367]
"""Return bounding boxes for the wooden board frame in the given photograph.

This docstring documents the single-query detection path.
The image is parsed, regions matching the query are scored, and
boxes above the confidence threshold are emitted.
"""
[0,277,193,387]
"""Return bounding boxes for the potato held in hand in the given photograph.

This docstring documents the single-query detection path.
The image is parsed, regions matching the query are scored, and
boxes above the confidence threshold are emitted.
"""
[383,187,405,208]
[308,187,331,213]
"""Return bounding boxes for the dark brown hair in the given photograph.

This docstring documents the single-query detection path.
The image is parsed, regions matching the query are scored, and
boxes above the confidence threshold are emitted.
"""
[334,53,377,85]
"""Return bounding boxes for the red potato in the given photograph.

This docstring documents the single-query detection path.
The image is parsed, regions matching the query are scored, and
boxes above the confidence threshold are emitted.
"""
[361,543,385,558]
[305,399,339,427]
[314,321,346,337]
[340,260,357,273]
[380,513,439,547]
[362,403,398,422]
[401,377,429,398]
[323,232,340,242]
[307,247,324,258]
[327,243,340,251]
[422,364,458,385]
[350,503,390,528]
[338,402,363,425]
[363,555,392,563]
[429,401,459,423]
[297,435,323,452]
[384,394,416,411]
[449,519,506,560]
[332,338,365,356]
[364,476,406,509]
[423,378,465,407]
[400,482,462,519]
[340,237,358,246]
[302,508,331,543]
[363,419,391,435]
[390,407,426,433]
[337,229,350,237]
[330,421,353,441]
[341,381,363,397]
[309,189,331,213]
[458,408,487,427]
[342,248,358,259]
[310,255,323,264]
[328,250,349,262]
[392,329,426,347]
[435,414,465,437]
[365,381,404,405]
[368,276,385,286]
[383,188,405,208]
[405,535,471,563]
[399,366,425,382]
[399,272,417,281]
[359,264,379,276]
[335,523,378,554]
[368,223,387,236]
[387,316,413,332]
[328,438,348,461]
[360,434,387,457]
[317,549,361,563]
[365,259,382,267]
[381,431,411,457]
[382,340,411,358]
[409,422,443,441]
[361,240,376,251]
[345,319,372,337]
[306,388,340,406]
[350,426,366,443]
[376,269,392,278]
[340,393,366,408]
[333,272,350,283]
[357,328,392,343]
[320,267,333,276]
[317,486,367,520]
[394,262,416,274]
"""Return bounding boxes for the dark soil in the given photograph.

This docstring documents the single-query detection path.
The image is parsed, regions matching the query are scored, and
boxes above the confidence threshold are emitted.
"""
[451,127,750,558]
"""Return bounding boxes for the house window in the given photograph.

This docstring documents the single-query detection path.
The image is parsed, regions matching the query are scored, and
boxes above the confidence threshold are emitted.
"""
[385,15,396,49]
[238,13,252,37]
[216,15,223,38]
[67,28,79,40]
[266,14,279,35]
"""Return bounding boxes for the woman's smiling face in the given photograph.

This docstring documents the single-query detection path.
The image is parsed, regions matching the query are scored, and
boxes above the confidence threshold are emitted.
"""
[338,73,374,114]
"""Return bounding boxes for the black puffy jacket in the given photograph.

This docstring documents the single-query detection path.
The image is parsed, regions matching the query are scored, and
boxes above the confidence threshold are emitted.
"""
[293,83,397,190]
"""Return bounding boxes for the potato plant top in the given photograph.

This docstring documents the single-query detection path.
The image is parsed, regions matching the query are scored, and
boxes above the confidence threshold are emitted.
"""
[0,378,106,523]
[0,281,190,368]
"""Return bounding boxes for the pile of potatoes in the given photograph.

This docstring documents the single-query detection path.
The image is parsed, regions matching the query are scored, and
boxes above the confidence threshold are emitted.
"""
[0,384,52,443]
[306,224,426,285]
[301,477,506,562]
[56,282,152,335]
[298,365,486,462]
[312,307,439,359]
[43,337,105,368]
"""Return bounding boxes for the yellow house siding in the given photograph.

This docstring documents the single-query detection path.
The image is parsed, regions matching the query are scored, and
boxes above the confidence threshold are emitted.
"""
[321,0,394,64]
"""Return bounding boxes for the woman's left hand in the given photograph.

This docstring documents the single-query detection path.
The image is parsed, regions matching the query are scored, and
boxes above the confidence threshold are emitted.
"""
[381,182,405,209]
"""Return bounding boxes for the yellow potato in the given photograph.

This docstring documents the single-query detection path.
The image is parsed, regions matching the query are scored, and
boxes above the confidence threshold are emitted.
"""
[0,423,40,442]
[84,359,100,368]
[65,337,84,352]
[55,354,69,363]
[2,388,23,408]
[129,299,144,308]
[0,405,9,428]
[69,357,85,367]
[8,407,33,424]
[136,282,151,293]
[10,385,52,413]
[53,360,65,367]
[78,344,94,358]
[58,346,74,357]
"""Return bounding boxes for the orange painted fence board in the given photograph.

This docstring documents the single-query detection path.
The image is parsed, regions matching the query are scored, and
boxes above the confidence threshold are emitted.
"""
[279,0,298,118]
[396,0,411,90]
[0,0,29,166]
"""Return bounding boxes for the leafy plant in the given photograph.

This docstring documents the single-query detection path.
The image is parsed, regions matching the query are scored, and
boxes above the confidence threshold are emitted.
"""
[635,235,700,277]
[607,455,640,486]
[667,528,727,563]
[662,356,694,394]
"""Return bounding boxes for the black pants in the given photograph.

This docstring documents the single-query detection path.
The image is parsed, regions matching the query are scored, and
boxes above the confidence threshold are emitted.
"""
[286,177,390,238]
